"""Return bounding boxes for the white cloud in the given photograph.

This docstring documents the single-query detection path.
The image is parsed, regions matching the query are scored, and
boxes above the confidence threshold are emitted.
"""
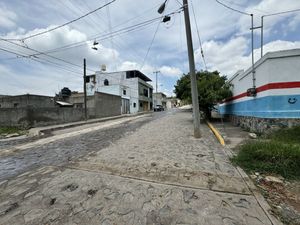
[159,66,182,78]
[238,0,300,36]
[195,37,300,77]
[195,37,249,76]
[2,25,120,72]
[0,4,17,28]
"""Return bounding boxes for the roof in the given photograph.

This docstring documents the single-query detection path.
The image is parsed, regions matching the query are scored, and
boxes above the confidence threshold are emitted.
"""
[126,70,152,82]
[94,70,152,82]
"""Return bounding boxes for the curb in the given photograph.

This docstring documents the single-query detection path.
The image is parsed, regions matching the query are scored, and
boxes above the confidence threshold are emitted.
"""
[29,111,153,137]
[206,121,225,146]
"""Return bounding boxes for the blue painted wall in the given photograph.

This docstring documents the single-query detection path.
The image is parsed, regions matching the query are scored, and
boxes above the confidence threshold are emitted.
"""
[219,94,300,118]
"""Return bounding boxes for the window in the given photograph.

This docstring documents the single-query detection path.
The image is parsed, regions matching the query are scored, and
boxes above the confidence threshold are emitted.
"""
[143,89,148,97]
[140,102,143,107]
[104,79,109,86]
[14,103,18,108]
[133,103,136,108]
[123,89,126,95]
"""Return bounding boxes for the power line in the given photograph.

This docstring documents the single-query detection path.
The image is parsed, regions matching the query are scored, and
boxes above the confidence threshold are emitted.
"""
[5,15,163,59]
[1,38,95,73]
[5,9,183,61]
[190,0,207,71]
[140,21,161,70]
[215,0,251,16]
[264,8,300,17]
[2,0,116,41]
[1,45,154,93]
[0,47,82,76]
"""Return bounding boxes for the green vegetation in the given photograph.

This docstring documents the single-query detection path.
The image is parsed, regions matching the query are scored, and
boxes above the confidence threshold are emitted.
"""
[267,126,300,145]
[232,127,300,179]
[0,126,25,136]
[174,70,232,118]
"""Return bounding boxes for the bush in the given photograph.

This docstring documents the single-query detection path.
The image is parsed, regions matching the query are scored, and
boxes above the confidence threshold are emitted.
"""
[267,126,300,144]
[0,126,24,135]
[232,140,300,179]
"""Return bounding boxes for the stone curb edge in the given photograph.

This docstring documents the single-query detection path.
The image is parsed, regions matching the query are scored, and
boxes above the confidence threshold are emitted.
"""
[206,121,226,146]
[30,111,153,137]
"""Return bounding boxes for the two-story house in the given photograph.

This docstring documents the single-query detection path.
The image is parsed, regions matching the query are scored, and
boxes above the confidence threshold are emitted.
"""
[153,92,167,109]
[86,70,153,114]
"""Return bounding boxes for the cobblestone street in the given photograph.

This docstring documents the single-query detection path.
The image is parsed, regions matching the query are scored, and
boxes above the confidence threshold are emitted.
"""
[0,110,280,224]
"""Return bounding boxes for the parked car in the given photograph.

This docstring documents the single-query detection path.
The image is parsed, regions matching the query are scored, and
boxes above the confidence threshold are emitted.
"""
[154,105,164,112]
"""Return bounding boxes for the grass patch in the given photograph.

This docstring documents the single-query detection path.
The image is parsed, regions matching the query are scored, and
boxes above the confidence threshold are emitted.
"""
[0,126,24,135]
[232,126,300,179]
[267,126,300,144]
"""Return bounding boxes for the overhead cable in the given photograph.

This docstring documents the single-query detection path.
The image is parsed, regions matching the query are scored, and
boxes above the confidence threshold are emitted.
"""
[0,47,82,76]
[6,8,183,60]
[215,0,251,16]
[2,0,116,41]
[1,38,95,73]
[190,0,208,71]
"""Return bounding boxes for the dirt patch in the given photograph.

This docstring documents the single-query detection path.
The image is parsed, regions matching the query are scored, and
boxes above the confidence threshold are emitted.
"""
[253,175,300,225]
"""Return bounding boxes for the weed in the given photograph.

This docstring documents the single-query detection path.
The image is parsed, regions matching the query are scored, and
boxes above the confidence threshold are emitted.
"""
[232,140,300,179]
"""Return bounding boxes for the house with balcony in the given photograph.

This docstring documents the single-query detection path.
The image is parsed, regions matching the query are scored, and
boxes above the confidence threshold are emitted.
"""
[86,70,153,114]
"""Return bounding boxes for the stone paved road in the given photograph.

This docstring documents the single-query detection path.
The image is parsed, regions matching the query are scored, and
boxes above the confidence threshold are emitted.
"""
[0,109,281,225]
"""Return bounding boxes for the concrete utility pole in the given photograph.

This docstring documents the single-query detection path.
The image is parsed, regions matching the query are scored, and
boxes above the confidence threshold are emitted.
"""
[83,58,87,121]
[153,71,160,93]
[250,14,256,89]
[153,70,160,107]
[183,0,201,138]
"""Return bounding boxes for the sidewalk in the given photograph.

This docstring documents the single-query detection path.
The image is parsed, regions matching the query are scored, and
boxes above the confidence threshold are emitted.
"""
[209,119,250,149]
[0,110,281,224]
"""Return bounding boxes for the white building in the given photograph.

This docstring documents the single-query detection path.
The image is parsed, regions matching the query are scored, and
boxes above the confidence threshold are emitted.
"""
[218,48,300,132]
[153,92,167,108]
[86,70,153,114]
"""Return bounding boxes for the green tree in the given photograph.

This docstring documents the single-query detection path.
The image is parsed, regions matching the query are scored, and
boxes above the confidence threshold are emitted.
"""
[174,70,232,118]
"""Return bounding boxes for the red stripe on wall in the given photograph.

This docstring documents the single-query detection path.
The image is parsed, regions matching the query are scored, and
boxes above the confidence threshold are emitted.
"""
[223,81,300,103]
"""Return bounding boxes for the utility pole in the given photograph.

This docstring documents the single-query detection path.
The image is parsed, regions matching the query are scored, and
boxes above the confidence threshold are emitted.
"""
[153,71,160,93]
[83,58,87,121]
[183,0,201,138]
[250,14,255,89]
[153,70,160,107]
[261,16,264,58]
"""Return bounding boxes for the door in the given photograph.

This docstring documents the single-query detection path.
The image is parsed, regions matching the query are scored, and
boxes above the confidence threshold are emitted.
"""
[121,98,130,114]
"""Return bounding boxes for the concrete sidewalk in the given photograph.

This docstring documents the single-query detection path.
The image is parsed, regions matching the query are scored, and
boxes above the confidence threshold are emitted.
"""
[0,110,281,225]
[208,119,250,149]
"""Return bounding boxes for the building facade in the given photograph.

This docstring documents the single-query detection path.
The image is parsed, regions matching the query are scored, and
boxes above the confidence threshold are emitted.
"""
[218,49,300,133]
[153,92,167,109]
[86,70,153,114]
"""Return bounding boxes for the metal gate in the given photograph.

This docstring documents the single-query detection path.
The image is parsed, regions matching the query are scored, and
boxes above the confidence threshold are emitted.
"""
[121,98,130,114]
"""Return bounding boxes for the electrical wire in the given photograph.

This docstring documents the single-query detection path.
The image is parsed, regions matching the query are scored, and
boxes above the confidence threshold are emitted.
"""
[140,20,161,70]
[2,0,116,41]
[215,0,251,16]
[190,0,208,71]
[1,38,95,73]
[0,47,82,76]
[4,9,183,61]
[264,8,300,17]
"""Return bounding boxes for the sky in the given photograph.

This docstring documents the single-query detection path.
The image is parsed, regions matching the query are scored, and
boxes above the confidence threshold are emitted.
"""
[0,0,300,97]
